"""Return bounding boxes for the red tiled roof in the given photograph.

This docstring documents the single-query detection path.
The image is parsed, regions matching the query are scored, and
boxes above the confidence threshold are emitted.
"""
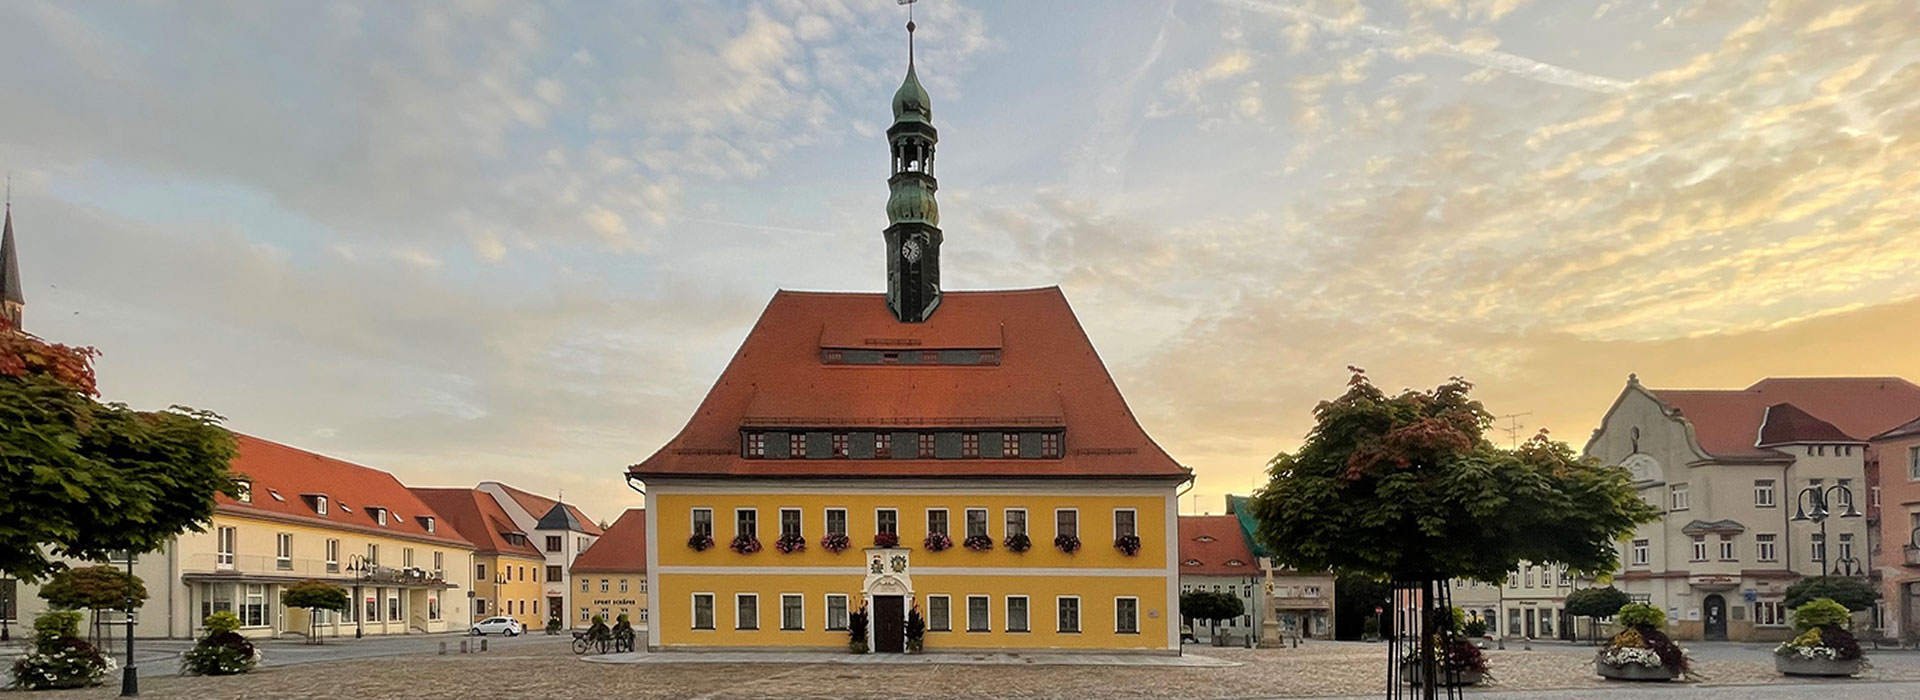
[219,434,473,548]
[1648,377,1920,459]
[570,509,646,574]
[410,488,544,559]
[1178,515,1256,577]
[629,288,1187,479]
[486,482,604,535]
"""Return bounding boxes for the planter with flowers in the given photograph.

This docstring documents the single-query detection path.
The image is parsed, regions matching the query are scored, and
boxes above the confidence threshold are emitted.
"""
[1401,606,1488,687]
[964,534,994,552]
[1004,533,1032,553]
[729,534,762,554]
[1774,598,1864,677]
[1595,603,1688,681]
[873,532,901,549]
[8,611,116,690]
[922,532,953,552]
[1054,534,1081,554]
[1114,534,1142,556]
[774,533,807,554]
[687,533,714,552]
[822,532,852,553]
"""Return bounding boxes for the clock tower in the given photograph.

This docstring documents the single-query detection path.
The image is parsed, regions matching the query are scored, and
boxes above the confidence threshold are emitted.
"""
[884,19,941,323]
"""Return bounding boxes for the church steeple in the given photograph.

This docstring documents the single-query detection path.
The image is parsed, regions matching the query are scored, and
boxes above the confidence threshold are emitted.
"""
[1,200,22,330]
[884,17,941,323]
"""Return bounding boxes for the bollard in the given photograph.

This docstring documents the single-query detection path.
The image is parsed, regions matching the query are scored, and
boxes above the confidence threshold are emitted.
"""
[480,638,488,652]
[1496,636,1505,650]
[1524,638,1532,651]
[460,640,469,654]
[439,641,447,656]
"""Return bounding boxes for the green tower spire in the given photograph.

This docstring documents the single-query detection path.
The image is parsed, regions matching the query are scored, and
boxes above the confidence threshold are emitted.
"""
[884,17,941,323]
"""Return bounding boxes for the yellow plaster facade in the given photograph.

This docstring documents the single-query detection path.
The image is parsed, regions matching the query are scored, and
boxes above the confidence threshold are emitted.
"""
[474,553,548,629]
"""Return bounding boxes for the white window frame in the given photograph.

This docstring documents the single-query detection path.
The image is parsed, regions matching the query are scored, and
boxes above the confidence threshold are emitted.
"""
[735,593,758,631]
[1756,533,1778,562]
[216,526,237,569]
[735,508,757,539]
[877,508,899,536]
[1005,508,1027,537]
[691,508,714,538]
[1755,480,1776,508]
[1630,539,1649,566]
[1055,508,1078,539]
[928,594,951,632]
[1690,536,1707,562]
[825,508,848,536]
[779,508,803,539]
[1006,595,1030,633]
[1718,535,1736,561]
[967,594,990,632]
[1056,596,1081,633]
[927,508,949,537]
[1115,596,1139,634]
[966,508,989,539]
[825,594,850,631]
[1114,508,1137,538]
[692,593,716,630]
[1909,445,1920,480]
[276,532,293,569]
[325,538,339,572]
[780,594,804,631]
[1670,484,1689,511]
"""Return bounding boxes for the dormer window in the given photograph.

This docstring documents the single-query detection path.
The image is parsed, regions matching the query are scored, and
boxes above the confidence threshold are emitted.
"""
[235,479,253,504]
[371,507,388,526]
[1226,559,1246,567]
[419,516,436,534]
[1195,535,1215,543]
[267,489,285,502]
[1183,559,1201,566]
[312,495,328,515]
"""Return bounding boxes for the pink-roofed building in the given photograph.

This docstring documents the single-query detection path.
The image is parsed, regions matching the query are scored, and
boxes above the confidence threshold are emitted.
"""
[1871,415,1920,640]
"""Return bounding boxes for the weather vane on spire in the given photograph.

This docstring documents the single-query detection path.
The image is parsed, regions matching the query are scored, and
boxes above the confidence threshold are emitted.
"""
[899,0,918,61]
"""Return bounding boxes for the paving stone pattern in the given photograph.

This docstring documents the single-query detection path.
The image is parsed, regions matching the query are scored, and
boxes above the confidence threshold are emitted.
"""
[45,641,1920,700]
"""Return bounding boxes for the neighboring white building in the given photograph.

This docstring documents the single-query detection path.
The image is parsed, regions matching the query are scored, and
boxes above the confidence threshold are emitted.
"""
[1585,375,1920,641]
[476,482,603,629]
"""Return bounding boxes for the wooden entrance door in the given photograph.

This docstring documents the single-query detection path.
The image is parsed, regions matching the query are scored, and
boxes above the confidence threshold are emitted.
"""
[874,595,905,653]
[1704,594,1727,640]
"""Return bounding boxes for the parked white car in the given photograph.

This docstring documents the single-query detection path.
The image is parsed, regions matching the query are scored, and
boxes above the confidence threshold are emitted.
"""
[469,617,524,636]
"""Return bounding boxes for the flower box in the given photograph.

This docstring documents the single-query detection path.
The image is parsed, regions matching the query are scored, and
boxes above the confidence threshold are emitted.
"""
[1775,655,1861,677]
[1595,662,1678,681]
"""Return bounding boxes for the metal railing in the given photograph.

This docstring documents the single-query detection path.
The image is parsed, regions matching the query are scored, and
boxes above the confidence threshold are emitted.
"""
[187,554,449,584]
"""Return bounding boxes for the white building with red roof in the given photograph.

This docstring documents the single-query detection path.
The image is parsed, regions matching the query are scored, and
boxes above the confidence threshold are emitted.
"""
[1585,374,1920,641]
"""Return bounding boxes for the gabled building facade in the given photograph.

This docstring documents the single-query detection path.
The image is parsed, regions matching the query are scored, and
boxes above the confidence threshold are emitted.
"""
[1586,375,1920,641]
[411,487,548,630]
[1872,415,1920,640]
[1177,515,1262,644]
[627,25,1191,654]
[477,481,602,629]
[571,508,649,628]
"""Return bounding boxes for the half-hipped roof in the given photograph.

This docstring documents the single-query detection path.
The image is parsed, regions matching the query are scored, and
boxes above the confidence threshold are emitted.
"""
[629,288,1187,480]
[1644,377,1920,460]
[483,481,604,536]
[411,487,544,559]
[570,508,646,574]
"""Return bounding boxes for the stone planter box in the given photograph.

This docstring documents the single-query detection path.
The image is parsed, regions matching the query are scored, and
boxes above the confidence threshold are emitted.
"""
[1775,655,1861,677]
[1402,662,1482,687]
[1596,662,1678,681]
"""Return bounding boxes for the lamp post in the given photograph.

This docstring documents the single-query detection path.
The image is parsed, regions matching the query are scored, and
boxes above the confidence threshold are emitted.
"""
[346,555,372,639]
[120,553,137,697]
[2,574,12,642]
[1790,482,1864,579]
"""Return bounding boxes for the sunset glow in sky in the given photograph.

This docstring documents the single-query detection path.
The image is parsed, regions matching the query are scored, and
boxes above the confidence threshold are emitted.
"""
[3,0,1916,521]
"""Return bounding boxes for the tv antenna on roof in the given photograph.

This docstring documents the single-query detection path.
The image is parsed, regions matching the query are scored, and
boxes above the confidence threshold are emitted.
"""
[1495,412,1533,448]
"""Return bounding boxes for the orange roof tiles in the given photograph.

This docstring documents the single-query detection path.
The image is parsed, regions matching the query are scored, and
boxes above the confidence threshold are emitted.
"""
[488,482,604,535]
[570,509,646,574]
[219,433,472,548]
[1178,515,1257,577]
[411,488,544,559]
[629,288,1187,480]
[1649,377,1920,459]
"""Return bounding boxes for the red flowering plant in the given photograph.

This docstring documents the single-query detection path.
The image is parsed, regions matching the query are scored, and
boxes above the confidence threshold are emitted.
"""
[1054,534,1081,554]
[922,532,953,552]
[1003,533,1032,553]
[821,533,852,553]
[729,534,762,554]
[687,534,714,552]
[774,533,807,554]
[873,532,901,548]
[1114,534,1142,556]
[963,535,994,552]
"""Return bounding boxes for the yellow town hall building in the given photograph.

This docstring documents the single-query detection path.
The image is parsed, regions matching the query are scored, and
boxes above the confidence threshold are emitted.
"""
[626,26,1192,654]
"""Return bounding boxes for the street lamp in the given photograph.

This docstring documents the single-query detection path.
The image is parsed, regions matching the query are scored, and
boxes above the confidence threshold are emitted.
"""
[2,574,12,642]
[1790,482,1864,578]
[346,555,373,639]
[120,553,137,697]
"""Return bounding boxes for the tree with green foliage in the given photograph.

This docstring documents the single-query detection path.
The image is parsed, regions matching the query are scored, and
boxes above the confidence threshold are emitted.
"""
[1249,370,1660,698]
[37,565,146,645]
[1565,586,1632,644]
[1784,576,1876,612]
[280,580,349,644]
[1,324,240,582]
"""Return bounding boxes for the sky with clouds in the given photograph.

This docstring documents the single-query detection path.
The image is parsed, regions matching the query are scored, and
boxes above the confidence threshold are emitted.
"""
[3,0,1917,522]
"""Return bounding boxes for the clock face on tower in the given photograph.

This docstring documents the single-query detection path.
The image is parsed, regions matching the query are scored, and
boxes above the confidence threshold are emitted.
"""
[901,239,922,262]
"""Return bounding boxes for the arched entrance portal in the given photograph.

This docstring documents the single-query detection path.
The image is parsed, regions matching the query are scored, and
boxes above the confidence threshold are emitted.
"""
[863,548,913,653]
[1703,594,1727,641]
